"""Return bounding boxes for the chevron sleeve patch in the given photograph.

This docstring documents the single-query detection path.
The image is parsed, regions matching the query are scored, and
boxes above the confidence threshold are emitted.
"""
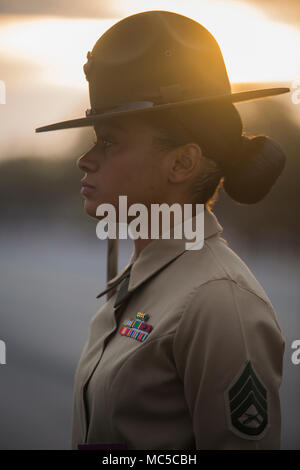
[224,360,270,440]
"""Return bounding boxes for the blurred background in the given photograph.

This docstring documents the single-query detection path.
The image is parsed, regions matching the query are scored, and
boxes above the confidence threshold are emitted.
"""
[0,0,299,449]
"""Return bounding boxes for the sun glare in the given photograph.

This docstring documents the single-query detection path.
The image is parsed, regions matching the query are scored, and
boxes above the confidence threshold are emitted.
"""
[0,0,299,88]
[0,17,118,88]
[120,0,300,82]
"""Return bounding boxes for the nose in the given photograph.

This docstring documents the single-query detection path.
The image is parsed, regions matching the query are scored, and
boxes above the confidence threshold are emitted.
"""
[76,146,99,173]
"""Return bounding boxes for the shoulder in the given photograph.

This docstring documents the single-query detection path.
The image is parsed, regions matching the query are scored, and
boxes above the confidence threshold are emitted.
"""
[172,277,285,402]
[158,231,284,338]
[177,232,276,310]
[177,276,282,332]
[173,277,285,373]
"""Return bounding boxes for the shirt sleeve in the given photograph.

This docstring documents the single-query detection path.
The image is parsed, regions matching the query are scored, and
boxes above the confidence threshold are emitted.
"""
[172,279,285,450]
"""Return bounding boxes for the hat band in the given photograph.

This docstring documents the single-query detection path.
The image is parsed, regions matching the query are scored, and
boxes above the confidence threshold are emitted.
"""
[85,101,155,117]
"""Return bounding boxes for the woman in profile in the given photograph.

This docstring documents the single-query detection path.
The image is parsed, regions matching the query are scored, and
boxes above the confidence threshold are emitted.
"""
[36,10,288,450]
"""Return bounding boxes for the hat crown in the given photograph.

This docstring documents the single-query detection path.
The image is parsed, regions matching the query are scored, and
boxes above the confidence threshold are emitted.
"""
[84,10,231,113]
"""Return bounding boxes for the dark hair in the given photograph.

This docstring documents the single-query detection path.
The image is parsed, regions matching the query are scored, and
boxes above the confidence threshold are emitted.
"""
[141,102,286,210]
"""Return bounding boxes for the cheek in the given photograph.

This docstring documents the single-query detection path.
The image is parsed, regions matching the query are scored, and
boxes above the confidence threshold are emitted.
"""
[92,151,149,205]
[106,157,142,192]
[141,155,167,199]
[87,143,164,215]
[125,154,162,198]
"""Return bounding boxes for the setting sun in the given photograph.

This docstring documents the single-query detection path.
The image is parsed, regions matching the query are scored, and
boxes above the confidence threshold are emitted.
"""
[0,1,299,88]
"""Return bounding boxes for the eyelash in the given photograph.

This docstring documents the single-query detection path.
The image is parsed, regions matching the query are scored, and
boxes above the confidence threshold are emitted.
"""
[93,136,113,148]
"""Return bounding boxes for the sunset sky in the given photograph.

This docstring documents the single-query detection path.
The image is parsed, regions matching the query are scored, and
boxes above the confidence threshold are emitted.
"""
[0,0,299,161]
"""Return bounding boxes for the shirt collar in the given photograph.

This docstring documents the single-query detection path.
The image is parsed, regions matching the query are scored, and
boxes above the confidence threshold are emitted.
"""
[127,207,223,292]
[105,247,138,287]
[98,208,223,297]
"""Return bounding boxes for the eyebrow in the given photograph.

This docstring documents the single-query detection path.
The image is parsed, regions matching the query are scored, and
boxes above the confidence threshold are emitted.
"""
[94,118,127,134]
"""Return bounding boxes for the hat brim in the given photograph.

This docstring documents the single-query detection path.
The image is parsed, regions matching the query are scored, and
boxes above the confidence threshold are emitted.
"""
[35,87,290,133]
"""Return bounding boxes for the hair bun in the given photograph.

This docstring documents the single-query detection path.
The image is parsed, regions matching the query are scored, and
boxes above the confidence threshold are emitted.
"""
[222,135,286,204]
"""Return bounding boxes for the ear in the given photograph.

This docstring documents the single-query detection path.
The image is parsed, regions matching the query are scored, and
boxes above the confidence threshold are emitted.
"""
[168,143,202,184]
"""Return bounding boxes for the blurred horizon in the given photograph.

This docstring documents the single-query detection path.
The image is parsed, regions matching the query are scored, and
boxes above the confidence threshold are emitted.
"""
[1,0,300,162]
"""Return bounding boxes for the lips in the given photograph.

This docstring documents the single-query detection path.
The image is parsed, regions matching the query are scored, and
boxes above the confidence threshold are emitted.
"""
[81,179,96,196]
[81,179,96,189]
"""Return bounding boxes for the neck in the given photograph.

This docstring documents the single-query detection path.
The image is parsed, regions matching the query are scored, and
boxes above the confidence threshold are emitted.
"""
[132,203,205,257]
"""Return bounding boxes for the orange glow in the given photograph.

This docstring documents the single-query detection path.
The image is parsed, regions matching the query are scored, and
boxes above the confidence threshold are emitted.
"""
[0,1,299,87]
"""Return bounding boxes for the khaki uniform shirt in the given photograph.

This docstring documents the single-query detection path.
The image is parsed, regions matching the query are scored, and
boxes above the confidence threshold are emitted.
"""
[71,208,285,450]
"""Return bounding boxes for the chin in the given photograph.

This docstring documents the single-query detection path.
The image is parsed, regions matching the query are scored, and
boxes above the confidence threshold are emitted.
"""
[83,201,99,219]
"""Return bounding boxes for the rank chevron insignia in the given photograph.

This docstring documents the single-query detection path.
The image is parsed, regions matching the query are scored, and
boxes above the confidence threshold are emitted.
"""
[224,360,269,439]
[119,312,153,343]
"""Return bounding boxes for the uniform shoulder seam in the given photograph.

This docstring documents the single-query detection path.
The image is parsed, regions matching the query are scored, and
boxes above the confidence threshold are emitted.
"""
[172,278,253,366]
[203,238,272,307]
[194,277,272,308]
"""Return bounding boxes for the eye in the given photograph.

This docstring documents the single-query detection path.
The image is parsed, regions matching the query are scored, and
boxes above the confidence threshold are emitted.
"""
[93,135,113,149]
